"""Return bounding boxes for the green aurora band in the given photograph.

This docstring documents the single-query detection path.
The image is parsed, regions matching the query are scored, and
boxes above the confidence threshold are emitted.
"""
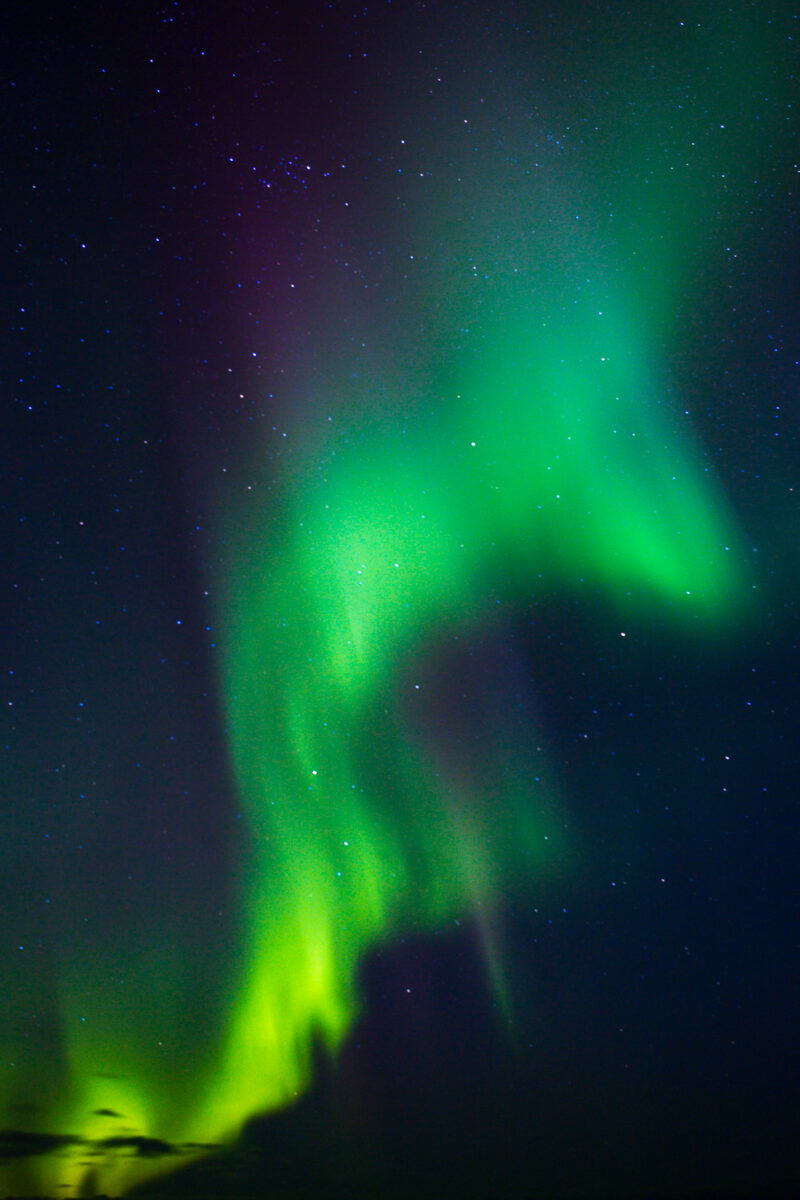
[192,286,750,1148]
[5,9,795,1197]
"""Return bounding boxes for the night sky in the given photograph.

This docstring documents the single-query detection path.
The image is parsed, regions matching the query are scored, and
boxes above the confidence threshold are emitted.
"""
[3,2,800,1198]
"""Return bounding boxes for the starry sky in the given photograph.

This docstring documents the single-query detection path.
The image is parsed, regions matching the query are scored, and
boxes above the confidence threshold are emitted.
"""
[3,2,800,1198]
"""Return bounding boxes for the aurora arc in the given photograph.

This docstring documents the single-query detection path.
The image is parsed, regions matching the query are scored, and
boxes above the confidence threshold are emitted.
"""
[190,285,750,1146]
[7,7,795,1196]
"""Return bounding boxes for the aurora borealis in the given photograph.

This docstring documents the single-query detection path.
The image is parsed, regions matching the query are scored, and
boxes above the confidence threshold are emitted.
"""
[4,3,800,1198]
[200,288,751,1138]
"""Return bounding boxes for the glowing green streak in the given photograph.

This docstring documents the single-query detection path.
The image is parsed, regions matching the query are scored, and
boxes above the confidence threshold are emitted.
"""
[190,283,750,1144]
